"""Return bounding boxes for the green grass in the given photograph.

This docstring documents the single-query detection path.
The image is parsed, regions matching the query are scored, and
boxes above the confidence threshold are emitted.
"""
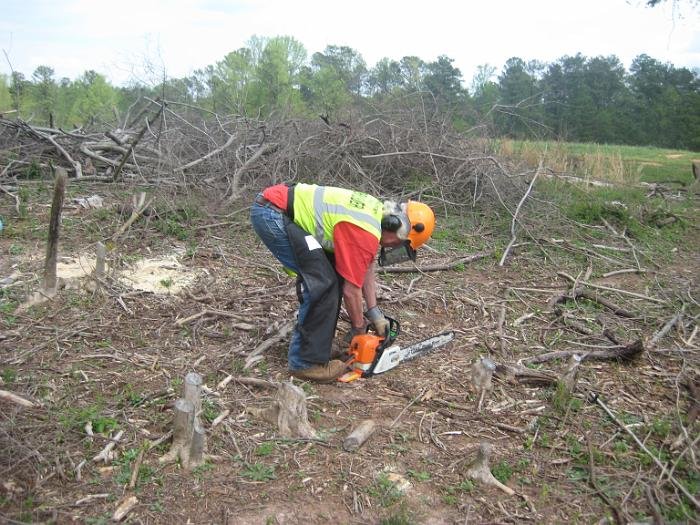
[367,473,405,508]
[58,403,117,434]
[379,504,417,525]
[498,139,697,185]
[1,368,16,384]
[255,442,276,457]
[537,176,693,259]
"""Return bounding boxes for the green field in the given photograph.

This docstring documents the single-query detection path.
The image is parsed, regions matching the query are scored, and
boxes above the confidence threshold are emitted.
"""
[496,139,698,185]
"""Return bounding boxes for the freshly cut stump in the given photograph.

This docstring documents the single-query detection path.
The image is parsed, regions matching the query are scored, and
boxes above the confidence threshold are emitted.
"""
[257,381,317,439]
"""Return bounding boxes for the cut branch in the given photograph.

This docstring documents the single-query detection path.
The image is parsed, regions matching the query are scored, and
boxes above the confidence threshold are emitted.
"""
[175,131,240,173]
[499,162,541,266]
[0,389,38,408]
[379,252,491,274]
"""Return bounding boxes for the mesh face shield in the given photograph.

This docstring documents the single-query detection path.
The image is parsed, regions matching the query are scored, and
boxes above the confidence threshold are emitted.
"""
[378,240,417,266]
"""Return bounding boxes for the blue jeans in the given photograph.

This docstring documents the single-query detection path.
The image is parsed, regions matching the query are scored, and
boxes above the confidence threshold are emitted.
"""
[250,200,313,371]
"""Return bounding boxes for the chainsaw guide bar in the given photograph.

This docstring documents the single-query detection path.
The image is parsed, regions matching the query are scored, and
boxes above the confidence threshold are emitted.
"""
[372,331,455,375]
[338,322,455,382]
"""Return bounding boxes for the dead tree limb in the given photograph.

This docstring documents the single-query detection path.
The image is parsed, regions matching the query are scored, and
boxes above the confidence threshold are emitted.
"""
[31,126,83,178]
[494,363,558,387]
[111,193,154,241]
[520,340,643,366]
[112,124,148,182]
[112,496,138,522]
[174,131,240,174]
[343,420,376,452]
[578,290,635,318]
[92,430,124,463]
[557,271,666,305]
[0,389,37,408]
[224,143,279,203]
[379,252,491,274]
[244,320,294,369]
[649,312,683,348]
[499,161,541,266]
[79,143,121,167]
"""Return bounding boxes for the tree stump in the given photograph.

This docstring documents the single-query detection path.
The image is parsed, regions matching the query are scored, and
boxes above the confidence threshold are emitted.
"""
[465,442,514,496]
[471,357,496,412]
[560,354,582,393]
[160,373,207,470]
[254,381,317,439]
[183,372,203,419]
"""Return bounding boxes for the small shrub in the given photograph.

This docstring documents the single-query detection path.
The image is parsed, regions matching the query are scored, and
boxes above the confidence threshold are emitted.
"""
[492,460,513,484]
[201,399,218,423]
[241,463,276,481]
[406,470,430,482]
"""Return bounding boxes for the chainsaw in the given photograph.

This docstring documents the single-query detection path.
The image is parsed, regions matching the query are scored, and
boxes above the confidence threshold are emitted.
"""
[338,317,455,382]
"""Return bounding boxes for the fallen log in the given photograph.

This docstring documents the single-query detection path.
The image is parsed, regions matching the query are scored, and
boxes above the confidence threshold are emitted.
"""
[343,419,376,452]
[520,339,643,366]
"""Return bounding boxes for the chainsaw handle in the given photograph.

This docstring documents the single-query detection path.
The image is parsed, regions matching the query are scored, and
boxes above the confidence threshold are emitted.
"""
[367,316,400,346]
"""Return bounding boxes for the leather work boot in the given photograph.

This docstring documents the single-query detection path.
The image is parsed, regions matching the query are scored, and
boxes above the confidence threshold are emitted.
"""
[290,360,348,383]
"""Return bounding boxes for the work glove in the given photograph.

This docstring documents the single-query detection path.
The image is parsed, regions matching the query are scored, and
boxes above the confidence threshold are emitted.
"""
[342,324,367,345]
[365,306,389,337]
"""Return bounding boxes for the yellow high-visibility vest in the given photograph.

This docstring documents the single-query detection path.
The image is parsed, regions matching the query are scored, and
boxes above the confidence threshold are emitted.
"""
[292,183,382,251]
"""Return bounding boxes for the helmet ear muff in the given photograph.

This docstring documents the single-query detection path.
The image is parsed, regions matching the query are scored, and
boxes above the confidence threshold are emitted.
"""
[381,214,402,232]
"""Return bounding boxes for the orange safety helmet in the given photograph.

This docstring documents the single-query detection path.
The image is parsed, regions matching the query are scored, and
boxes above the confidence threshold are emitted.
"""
[405,201,435,250]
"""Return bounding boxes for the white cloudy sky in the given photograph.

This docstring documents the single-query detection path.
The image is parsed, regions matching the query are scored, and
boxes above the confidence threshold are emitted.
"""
[1,0,698,86]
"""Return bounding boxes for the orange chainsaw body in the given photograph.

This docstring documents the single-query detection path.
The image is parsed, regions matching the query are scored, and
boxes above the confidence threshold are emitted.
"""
[347,333,383,371]
[338,317,400,383]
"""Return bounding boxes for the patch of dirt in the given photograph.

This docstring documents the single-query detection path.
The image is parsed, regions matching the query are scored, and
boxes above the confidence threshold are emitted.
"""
[53,251,203,295]
[117,254,203,295]
[1,184,698,524]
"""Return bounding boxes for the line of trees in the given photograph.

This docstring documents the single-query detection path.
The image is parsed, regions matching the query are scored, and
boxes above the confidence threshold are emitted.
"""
[2,35,698,150]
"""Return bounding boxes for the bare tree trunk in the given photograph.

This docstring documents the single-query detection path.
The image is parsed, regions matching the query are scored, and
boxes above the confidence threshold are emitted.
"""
[43,168,67,291]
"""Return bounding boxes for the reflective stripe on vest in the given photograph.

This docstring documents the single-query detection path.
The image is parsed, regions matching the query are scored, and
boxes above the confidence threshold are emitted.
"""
[292,184,382,251]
